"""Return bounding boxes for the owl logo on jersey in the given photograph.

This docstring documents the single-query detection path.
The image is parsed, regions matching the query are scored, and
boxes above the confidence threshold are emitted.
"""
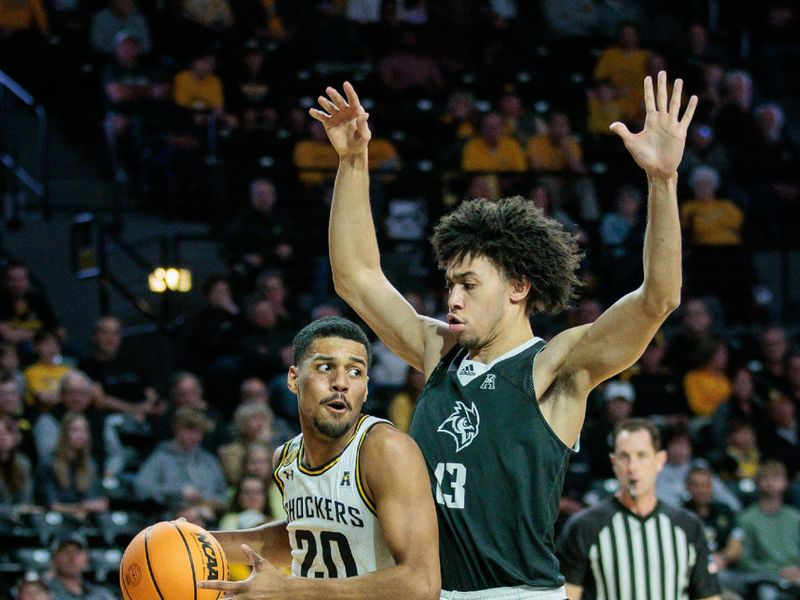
[438,401,480,452]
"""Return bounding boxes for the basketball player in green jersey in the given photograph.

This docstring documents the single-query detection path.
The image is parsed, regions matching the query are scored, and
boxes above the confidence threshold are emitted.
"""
[315,72,697,599]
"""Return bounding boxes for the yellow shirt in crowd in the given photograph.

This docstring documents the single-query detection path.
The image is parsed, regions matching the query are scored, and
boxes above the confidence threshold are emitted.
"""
[680,199,744,246]
[684,368,732,417]
[594,47,649,118]
[174,70,224,111]
[461,136,527,173]
[23,362,71,408]
[0,0,48,33]
[527,134,583,172]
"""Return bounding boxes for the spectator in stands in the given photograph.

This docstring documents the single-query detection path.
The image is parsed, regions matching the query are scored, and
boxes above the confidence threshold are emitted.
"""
[497,91,538,144]
[581,379,634,481]
[593,22,649,121]
[680,166,749,323]
[527,111,599,223]
[0,342,25,393]
[754,326,789,396]
[184,275,244,407]
[78,316,161,417]
[89,0,152,55]
[665,298,718,377]
[378,27,443,94]
[0,261,61,354]
[102,31,167,183]
[0,415,35,517]
[599,184,645,302]
[681,23,726,91]
[438,91,477,166]
[0,0,49,92]
[226,44,277,135]
[134,406,227,512]
[714,419,761,482]
[684,336,732,418]
[217,401,289,485]
[751,102,800,245]
[710,366,767,453]
[224,178,296,292]
[760,394,800,483]
[0,373,35,459]
[679,122,731,184]
[177,0,234,52]
[173,51,232,127]
[784,352,800,406]
[738,460,800,600]
[715,70,760,182]
[656,427,740,511]
[253,269,299,330]
[240,441,284,518]
[23,330,72,413]
[695,63,724,122]
[386,367,424,433]
[461,112,526,192]
[36,413,109,519]
[586,78,622,136]
[240,300,287,382]
[684,463,743,587]
[627,332,689,425]
[47,533,116,600]
[293,119,340,185]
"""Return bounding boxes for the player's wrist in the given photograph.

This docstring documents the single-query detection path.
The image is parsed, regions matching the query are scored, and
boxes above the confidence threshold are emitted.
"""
[340,151,369,169]
[646,171,678,188]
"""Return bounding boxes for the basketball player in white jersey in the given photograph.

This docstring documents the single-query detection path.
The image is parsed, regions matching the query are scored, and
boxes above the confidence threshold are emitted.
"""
[199,316,440,599]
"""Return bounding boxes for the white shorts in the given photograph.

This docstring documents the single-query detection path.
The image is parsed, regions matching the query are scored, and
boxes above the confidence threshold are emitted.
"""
[440,585,566,600]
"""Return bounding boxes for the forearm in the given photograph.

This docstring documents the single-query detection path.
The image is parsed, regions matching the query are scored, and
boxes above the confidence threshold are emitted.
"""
[329,152,381,292]
[641,174,681,315]
[281,563,437,600]
[211,521,292,568]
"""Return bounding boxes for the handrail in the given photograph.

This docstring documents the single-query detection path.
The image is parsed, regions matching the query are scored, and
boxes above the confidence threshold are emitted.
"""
[0,70,50,221]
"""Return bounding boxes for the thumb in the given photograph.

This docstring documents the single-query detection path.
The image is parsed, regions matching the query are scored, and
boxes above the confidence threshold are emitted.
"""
[241,544,265,570]
[609,121,632,141]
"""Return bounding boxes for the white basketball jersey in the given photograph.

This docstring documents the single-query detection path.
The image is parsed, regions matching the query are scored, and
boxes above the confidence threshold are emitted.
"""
[272,415,396,578]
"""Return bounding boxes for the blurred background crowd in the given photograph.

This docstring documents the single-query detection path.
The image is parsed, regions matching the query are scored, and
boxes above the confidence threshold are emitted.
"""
[1,0,799,598]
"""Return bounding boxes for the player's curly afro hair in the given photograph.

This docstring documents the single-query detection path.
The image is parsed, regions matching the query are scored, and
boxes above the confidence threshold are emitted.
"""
[430,196,583,315]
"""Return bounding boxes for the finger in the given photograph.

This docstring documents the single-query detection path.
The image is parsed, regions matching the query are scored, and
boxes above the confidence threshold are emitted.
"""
[309,108,330,122]
[356,112,370,135]
[318,96,338,114]
[241,544,265,570]
[657,71,668,112]
[669,78,683,118]
[197,580,242,592]
[643,76,656,114]
[609,121,632,142]
[174,517,187,523]
[679,95,699,128]
[326,86,348,110]
[343,81,362,111]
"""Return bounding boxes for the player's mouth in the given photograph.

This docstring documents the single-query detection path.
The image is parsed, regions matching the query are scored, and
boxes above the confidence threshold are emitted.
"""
[321,395,351,415]
[447,314,466,334]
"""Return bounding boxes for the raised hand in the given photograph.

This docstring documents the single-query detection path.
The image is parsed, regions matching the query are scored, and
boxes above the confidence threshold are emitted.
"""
[309,81,371,158]
[198,544,286,599]
[610,71,698,179]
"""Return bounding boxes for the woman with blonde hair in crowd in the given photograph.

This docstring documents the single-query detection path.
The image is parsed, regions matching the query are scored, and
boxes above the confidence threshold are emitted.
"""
[0,414,37,518]
[36,413,108,519]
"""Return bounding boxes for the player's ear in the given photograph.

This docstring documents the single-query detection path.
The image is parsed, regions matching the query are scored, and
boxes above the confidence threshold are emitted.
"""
[654,449,668,472]
[509,278,531,303]
[287,366,299,393]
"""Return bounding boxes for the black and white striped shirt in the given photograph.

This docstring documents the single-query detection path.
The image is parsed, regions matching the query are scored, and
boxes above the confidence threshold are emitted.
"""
[556,497,720,600]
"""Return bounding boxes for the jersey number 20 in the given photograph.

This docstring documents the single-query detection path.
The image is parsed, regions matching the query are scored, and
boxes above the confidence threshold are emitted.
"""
[295,529,358,578]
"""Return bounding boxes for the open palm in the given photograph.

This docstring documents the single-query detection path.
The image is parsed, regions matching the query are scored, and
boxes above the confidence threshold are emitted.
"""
[309,82,371,158]
[610,71,698,179]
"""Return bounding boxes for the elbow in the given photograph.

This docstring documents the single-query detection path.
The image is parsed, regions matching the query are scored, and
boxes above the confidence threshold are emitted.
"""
[407,566,440,600]
[641,289,680,319]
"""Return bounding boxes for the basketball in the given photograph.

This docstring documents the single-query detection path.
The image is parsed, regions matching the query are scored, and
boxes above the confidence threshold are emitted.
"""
[119,520,229,600]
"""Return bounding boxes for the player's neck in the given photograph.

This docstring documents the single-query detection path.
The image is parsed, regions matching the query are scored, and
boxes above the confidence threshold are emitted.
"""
[467,313,533,364]
[616,489,658,517]
[302,420,361,467]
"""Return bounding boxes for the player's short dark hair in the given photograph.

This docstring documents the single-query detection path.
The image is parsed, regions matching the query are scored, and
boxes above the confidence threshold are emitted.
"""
[430,196,582,315]
[612,418,662,452]
[293,317,371,367]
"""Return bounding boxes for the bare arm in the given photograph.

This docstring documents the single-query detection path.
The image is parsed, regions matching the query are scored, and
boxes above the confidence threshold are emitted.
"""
[211,521,292,568]
[200,426,440,599]
[565,582,584,600]
[316,83,452,374]
[536,72,697,446]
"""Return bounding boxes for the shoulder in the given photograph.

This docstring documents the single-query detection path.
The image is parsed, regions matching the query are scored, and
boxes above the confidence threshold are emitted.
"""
[561,498,616,542]
[360,422,425,482]
[659,502,706,536]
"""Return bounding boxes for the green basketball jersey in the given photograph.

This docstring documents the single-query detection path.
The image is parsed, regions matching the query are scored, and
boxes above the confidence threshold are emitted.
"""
[409,338,574,592]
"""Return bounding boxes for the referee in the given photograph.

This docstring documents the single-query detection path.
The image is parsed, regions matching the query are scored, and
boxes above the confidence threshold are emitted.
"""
[556,419,720,600]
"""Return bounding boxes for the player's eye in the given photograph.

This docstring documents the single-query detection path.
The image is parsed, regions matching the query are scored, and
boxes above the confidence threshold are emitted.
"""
[317,364,332,372]
[348,368,362,377]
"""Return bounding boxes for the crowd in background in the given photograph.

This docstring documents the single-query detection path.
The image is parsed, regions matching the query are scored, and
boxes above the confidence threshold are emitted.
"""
[1,0,800,599]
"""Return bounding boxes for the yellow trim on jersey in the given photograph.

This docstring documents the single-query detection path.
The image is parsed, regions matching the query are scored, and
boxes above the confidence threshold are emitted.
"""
[272,441,291,496]
[297,414,369,476]
[355,422,386,516]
